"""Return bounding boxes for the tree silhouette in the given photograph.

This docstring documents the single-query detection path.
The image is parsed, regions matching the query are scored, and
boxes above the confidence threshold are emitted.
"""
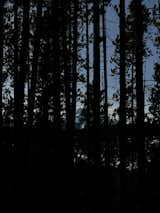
[28,0,43,127]
[0,1,5,127]
[0,0,160,212]
[93,0,100,129]
[149,63,160,124]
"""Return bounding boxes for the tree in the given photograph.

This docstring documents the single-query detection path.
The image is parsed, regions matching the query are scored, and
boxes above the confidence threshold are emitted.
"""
[28,0,43,127]
[149,63,160,124]
[0,1,5,127]
[119,0,126,129]
[13,0,30,196]
[63,1,72,130]
[51,0,61,129]
[71,0,78,131]
[135,0,146,201]
[111,0,150,125]
[102,0,109,127]
[85,0,90,129]
[0,0,6,195]
[79,83,107,128]
[110,0,150,207]
[18,0,30,128]
[13,0,19,128]
[119,0,127,210]
[93,0,100,129]
[149,2,160,125]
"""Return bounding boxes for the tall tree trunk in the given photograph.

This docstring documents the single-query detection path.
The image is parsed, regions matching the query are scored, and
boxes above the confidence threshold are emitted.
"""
[0,0,6,195]
[14,0,29,129]
[14,0,19,129]
[135,0,145,199]
[14,0,20,196]
[102,5,111,207]
[18,0,30,128]
[0,1,4,127]
[131,53,134,125]
[28,0,43,127]
[39,38,50,127]
[14,0,30,196]
[86,0,90,129]
[93,0,100,165]
[92,1,102,212]
[102,0,108,127]
[52,0,61,130]
[51,2,63,205]
[49,4,74,210]
[119,0,126,140]
[119,0,126,209]
[93,0,100,128]
[64,3,72,130]
[71,0,78,130]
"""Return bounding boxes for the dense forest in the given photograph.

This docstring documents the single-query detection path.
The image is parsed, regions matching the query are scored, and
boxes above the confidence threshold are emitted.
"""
[1,0,160,212]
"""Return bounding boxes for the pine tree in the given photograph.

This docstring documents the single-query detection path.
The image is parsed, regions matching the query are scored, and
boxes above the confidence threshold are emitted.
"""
[86,0,90,129]
[119,0,126,130]
[149,63,160,124]
[63,1,72,130]
[149,1,160,125]
[135,0,146,201]
[14,0,19,128]
[18,0,30,128]
[111,0,150,125]
[51,0,61,130]
[119,0,127,209]
[93,0,100,129]
[71,0,78,131]
[102,0,108,127]
[28,0,43,127]
[0,1,5,127]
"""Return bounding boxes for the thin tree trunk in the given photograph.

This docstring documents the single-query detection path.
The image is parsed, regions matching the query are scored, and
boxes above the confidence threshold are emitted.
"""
[39,37,50,127]
[119,0,126,136]
[119,0,126,209]
[92,1,102,212]
[14,0,30,196]
[52,0,61,130]
[18,0,30,128]
[102,0,108,127]
[131,53,135,172]
[135,0,145,199]
[71,0,78,130]
[0,1,4,127]
[14,0,19,129]
[86,0,90,129]
[101,6,111,207]
[93,0,100,165]
[131,54,134,125]
[64,2,72,131]
[0,0,6,195]
[28,0,43,127]
[93,0,100,128]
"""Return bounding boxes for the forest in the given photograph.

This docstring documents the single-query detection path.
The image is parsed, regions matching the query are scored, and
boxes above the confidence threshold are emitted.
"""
[1,0,160,212]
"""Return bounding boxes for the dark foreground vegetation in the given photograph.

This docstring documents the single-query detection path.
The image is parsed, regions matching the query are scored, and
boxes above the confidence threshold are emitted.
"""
[1,126,160,212]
